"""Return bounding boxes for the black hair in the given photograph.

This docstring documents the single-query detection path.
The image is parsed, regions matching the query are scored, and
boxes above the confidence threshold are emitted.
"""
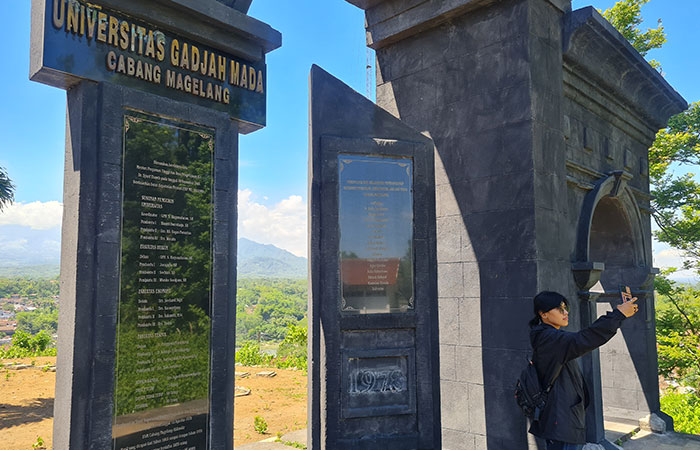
[528,291,569,328]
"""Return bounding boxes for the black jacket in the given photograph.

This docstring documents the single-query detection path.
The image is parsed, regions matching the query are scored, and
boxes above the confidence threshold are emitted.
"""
[528,309,626,444]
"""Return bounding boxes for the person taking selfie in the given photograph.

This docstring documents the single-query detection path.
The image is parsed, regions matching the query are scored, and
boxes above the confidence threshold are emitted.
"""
[527,290,639,450]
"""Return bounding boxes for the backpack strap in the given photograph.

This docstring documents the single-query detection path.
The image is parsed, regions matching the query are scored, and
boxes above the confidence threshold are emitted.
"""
[543,363,563,393]
[531,347,563,394]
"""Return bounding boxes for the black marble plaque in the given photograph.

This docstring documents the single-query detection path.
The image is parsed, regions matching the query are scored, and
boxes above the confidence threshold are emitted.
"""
[338,154,414,314]
[113,113,214,450]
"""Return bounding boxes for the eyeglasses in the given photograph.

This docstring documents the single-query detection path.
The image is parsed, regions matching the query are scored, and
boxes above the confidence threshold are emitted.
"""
[557,304,569,314]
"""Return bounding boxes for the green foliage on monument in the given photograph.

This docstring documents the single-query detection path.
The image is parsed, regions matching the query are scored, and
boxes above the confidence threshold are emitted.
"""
[113,315,211,416]
[114,115,214,418]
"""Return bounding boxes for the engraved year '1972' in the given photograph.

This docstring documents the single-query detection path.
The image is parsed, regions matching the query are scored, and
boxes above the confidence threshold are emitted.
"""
[348,369,407,394]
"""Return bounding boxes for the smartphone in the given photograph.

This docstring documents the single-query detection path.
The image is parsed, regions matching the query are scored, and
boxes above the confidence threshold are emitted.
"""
[619,285,632,303]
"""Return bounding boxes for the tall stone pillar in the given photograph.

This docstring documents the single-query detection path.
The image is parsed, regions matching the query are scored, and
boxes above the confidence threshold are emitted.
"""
[351,1,572,447]
[347,0,686,448]
[30,1,280,448]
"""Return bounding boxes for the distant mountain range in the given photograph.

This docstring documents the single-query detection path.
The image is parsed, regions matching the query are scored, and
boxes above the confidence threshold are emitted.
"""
[0,238,307,279]
[0,264,60,278]
[237,238,307,278]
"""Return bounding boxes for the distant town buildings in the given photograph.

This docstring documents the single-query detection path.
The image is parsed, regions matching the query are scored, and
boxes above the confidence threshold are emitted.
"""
[0,293,57,344]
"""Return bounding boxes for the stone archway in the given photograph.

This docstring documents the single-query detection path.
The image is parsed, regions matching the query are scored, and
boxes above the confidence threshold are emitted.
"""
[573,171,664,441]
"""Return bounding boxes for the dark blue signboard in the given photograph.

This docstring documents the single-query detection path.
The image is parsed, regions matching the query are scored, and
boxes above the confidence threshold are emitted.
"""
[32,0,267,129]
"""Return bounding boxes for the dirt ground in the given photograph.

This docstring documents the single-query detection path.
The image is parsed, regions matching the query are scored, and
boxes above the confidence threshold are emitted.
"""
[233,365,307,446]
[0,357,307,449]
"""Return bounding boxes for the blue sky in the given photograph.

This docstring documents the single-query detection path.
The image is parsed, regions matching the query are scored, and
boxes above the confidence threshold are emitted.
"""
[0,1,699,273]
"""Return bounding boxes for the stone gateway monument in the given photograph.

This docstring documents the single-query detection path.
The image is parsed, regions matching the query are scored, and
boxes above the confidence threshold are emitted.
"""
[29,0,691,448]
[29,0,279,448]
[340,0,687,449]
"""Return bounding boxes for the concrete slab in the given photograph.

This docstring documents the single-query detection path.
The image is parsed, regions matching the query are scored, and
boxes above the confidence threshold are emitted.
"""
[606,419,641,446]
[621,430,700,449]
[280,429,307,446]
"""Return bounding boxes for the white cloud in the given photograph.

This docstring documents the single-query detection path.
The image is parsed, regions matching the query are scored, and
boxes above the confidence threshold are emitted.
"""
[238,189,307,257]
[653,247,698,283]
[0,201,62,230]
[0,195,308,258]
[654,248,690,269]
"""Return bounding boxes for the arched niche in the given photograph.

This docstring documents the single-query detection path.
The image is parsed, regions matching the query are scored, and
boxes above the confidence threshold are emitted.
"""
[590,195,646,289]
[572,171,650,291]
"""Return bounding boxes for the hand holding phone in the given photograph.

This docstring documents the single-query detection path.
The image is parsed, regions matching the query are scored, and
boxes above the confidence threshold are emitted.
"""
[620,285,632,303]
[617,285,639,317]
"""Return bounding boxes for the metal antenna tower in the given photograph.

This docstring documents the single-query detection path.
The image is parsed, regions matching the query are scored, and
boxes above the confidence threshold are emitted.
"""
[366,48,372,99]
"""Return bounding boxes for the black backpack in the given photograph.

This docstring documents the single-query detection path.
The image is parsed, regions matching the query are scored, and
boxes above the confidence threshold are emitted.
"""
[514,357,563,421]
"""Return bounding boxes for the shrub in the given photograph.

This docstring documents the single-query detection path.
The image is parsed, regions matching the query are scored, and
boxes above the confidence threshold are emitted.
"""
[275,324,307,371]
[661,391,700,435]
[235,341,272,366]
[0,330,56,359]
[253,415,268,434]
[32,436,46,449]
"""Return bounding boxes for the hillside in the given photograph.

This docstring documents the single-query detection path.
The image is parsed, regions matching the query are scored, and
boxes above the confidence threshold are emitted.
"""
[237,238,307,279]
[0,265,60,279]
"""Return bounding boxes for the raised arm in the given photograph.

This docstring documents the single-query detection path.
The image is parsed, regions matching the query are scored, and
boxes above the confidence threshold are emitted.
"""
[537,308,627,364]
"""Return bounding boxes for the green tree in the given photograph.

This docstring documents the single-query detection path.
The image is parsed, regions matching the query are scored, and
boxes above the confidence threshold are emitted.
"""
[602,0,700,272]
[0,166,14,211]
[0,277,60,298]
[654,275,700,390]
[235,278,307,342]
[650,104,700,269]
[276,323,307,371]
[0,330,56,358]
[16,308,58,335]
[601,0,665,67]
